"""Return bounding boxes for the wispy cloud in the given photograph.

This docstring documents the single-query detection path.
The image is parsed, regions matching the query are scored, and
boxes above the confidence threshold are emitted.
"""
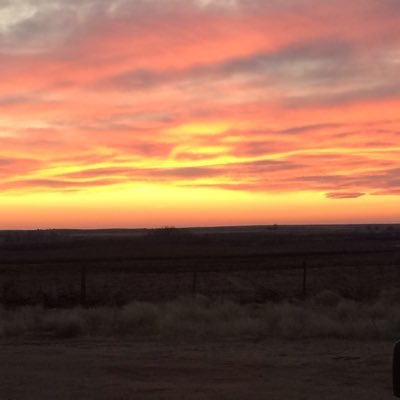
[326,192,365,199]
[1,0,400,225]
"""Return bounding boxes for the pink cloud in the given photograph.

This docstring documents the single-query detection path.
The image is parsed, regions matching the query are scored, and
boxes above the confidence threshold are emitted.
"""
[0,0,399,205]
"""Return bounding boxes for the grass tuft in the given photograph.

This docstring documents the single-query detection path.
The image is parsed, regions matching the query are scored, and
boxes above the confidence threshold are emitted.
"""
[1,290,400,340]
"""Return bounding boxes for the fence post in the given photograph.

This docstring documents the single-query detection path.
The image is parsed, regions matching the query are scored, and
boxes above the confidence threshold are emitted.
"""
[191,271,197,297]
[80,265,87,307]
[302,261,308,298]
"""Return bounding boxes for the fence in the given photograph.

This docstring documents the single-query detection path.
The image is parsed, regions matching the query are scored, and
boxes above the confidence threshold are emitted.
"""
[1,246,400,307]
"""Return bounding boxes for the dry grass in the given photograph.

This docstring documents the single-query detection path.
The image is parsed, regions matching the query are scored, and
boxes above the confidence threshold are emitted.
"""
[1,290,400,340]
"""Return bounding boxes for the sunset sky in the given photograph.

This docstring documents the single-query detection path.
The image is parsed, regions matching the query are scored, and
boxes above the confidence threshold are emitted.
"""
[1,0,400,228]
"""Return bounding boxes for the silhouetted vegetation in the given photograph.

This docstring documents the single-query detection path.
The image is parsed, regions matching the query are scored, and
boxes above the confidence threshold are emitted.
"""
[0,224,399,308]
[2,289,400,340]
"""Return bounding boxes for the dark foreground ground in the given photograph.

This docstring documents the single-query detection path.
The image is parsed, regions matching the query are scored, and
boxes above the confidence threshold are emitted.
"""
[0,338,393,400]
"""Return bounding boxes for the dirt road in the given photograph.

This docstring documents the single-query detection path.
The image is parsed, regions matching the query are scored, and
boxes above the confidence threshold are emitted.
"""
[0,338,393,399]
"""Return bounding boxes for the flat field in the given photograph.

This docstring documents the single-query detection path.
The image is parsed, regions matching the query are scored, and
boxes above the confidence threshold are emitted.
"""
[1,225,399,399]
[0,337,393,400]
[0,224,399,305]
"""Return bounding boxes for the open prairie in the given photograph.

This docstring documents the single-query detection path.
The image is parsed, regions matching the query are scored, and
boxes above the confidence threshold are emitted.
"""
[0,337,393,400]
[0,225,399,306]
[1,225,400,399]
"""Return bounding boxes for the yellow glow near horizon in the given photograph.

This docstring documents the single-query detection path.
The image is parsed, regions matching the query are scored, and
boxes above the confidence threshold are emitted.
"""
[0,184,399,229]
[1,2,400,228]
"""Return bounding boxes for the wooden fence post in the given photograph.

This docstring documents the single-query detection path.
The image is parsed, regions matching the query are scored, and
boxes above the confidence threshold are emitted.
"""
[191,271,197,297]
[302,261,308,298]
[80,265,87,307]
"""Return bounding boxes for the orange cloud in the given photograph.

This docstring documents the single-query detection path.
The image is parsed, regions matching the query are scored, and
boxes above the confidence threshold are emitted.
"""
[0,0,400,227]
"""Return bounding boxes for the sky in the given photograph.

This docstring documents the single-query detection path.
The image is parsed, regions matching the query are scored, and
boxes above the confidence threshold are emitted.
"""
[0,0,400,228]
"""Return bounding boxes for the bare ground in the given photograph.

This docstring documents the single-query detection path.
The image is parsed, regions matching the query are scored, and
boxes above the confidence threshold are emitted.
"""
[0,338,394,399]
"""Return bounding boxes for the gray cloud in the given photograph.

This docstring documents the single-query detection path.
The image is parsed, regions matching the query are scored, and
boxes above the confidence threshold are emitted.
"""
[325,192,365,199]
[0,3,80,53]
[0,177,122,192]
[1,0,399,52]
[0,158,13,166]
[95,34,400,107]
[2,0,399,111]
[0,91,48,107]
